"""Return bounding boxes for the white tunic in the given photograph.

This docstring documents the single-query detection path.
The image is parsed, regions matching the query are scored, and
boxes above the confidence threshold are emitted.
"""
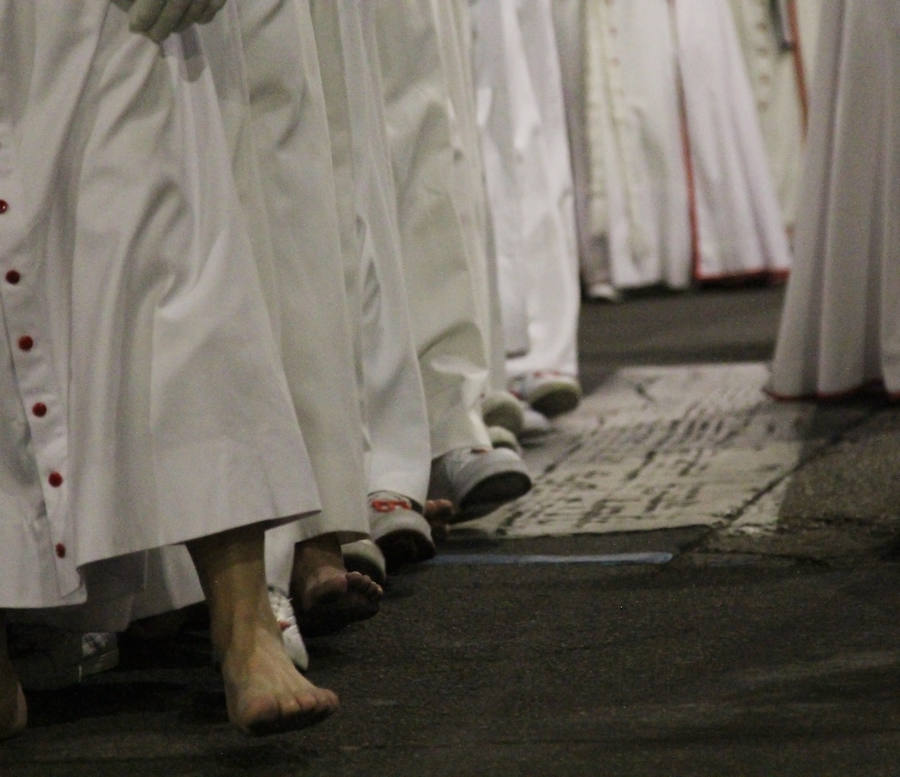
[374,0,493,457]
[0,3,319,612]
[582,0,694,290]
[769,0,900,398]
[225,0,370,592]
[728,0,817,233]
[572,0,791,291]
[674,0,793,282]
[552,0,612,293]
[472,0,581,380]
[312,0,432,505]
[129,0,372,614]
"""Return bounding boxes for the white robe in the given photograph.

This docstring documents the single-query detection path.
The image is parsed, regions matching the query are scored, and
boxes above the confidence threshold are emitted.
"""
[130,0,374,614]
[472,0,581,380]
[227,0,369,592]
[0,3,319,616]
[312,0,432,505]
[769,0,900,398]
[674,0,793,282]
[552,0,609,293]
[582,0,694,290]
[728,0,819,233]
[373,0,493,457]
[572,0,791,291]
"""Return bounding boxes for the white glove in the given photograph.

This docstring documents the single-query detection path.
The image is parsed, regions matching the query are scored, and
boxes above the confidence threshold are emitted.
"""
[117,0,227,43]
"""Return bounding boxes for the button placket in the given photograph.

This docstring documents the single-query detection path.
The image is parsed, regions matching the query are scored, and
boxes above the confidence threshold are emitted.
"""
[601,5,644,259]
[584,0,610,231]
[0,147,77,596]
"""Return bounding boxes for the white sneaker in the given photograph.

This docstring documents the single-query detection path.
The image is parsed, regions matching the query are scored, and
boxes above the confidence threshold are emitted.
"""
[9,626,119,691]
[481,389,525,435]
[368,491,435,572]
[267,586,308,670]
[428,446,532,522]
[342,538,387,587]
[584,281,622,303]
[509,370,582,417]
[488,424,522,455]
[518,402,553,441]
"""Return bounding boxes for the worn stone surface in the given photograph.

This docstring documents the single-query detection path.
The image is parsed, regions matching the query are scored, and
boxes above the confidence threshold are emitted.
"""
[469,362,898,561]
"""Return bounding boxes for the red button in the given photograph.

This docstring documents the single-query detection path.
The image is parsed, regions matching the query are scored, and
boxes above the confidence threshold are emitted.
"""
[48,471,63,487]
[5,270,20,284]
[55,543,66,558]
[0,200,8,214]
[32,402,47,417]
[18,335,33,351]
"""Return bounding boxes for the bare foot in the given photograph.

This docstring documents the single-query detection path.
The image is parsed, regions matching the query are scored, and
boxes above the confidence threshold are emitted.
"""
[292,535,382,636]
[186,525,339,735]
[220,619,338,735]
[297,570,383,637]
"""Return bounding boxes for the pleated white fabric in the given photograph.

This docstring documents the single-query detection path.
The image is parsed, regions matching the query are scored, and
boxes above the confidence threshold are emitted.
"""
[231,0,370,592]
[728,0,818,233]
[582,0,694,290]
[568,0,791,291]
[672,0,792,282]
[0,3,319,614]
[552,0,612,294]
[312,0,432,506]
[769,0,900,398]
[472,0,533,359]
[373,0,493,457]
[514,0,580,375]
[472,0,580,379]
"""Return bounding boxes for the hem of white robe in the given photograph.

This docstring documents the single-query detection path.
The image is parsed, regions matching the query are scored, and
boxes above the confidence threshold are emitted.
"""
[0,507,319,612]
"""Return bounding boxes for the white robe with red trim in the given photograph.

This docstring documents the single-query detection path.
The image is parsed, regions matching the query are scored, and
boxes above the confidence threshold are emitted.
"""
[0,2,319,619]
[728,0,818,234]
[572,0,791,291]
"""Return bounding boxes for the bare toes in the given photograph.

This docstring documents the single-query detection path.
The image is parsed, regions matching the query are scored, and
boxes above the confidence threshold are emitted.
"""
[299,571,381,637]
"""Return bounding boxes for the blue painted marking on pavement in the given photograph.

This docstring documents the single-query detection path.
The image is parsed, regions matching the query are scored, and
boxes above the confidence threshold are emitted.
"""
[430,552,673,566]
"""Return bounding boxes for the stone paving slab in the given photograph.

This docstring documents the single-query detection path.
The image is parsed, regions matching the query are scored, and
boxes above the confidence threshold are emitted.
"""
[470,364,881,543]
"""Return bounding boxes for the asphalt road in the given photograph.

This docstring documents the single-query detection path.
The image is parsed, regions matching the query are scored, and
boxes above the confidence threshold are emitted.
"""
[4,285,900,777]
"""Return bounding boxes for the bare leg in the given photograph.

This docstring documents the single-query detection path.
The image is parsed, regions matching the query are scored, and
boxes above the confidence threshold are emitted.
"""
[0,611,27,740]
[187,525,338,735]
[290,533,382,636]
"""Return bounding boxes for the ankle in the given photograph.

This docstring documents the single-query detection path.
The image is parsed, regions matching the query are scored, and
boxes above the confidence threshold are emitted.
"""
[291,534,346,596]
[209,588,279,659]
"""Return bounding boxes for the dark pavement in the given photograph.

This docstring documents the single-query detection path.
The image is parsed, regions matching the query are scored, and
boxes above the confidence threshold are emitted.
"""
[4,285,900,777]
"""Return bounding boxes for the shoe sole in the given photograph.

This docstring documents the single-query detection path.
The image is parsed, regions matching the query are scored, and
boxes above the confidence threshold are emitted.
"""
[528,384,581,417]
[370,509,435,571]
[454,470,532,523]
[377,529,436,572]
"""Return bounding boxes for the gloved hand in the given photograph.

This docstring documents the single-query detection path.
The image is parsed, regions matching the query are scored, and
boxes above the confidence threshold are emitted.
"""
[115,0,228,43]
